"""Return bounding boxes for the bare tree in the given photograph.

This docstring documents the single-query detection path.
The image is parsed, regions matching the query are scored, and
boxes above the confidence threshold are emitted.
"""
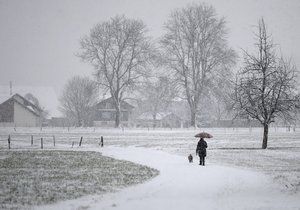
[197,70,235,126]
[79,15,154,127]
[59,76,98,127]
[24,93,49,120]
[233,18,299,149]
[161,3,236,127]
[138,76,177,127]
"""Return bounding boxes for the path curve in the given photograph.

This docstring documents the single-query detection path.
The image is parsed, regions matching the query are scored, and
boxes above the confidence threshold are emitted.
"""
[40,146,300,210]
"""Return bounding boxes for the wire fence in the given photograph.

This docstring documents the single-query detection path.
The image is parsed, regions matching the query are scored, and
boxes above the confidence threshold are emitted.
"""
[0,126,299,150]
[0,133,105,150]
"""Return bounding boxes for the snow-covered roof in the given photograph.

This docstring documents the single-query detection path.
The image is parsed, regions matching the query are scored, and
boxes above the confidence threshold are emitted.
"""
[26,105,36,113]
[0,85,61,118]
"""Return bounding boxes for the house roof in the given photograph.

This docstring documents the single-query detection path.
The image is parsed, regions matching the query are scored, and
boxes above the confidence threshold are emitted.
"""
[0,93,41,117]
[0,85,61,118]
[97,97,135,110]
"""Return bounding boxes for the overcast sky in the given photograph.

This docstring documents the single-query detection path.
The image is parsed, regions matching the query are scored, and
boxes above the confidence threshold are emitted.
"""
[0,0,299,94]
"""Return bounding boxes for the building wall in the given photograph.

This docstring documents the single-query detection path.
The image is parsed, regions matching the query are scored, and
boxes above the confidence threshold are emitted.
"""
[95,110,130,122]
[0,122,14,127]
[0,99,14,122]
[14,102,41,127]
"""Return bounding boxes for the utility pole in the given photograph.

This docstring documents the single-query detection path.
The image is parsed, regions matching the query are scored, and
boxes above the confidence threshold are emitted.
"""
[9,81,12,95]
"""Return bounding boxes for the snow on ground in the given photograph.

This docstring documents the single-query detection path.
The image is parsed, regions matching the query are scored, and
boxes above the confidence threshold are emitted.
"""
[1,127,299,193]
[1,127,300,209]
[0,150,158,209]
[39,146,300,210]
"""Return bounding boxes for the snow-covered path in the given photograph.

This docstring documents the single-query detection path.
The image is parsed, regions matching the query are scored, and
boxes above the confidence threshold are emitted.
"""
[40,146,300,210]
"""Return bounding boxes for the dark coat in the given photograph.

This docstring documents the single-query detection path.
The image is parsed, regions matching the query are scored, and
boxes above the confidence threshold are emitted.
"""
[196,139,208,157]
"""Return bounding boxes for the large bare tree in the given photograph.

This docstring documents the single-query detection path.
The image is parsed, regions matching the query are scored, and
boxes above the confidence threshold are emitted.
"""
[233,18,299,149]
[79,15,154,127]
[161,3,236,127]
[60,76,98,127]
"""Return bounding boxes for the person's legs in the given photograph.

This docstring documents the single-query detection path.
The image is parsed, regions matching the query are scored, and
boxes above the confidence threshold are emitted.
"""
[200,156,204,165]
[203,156,205,166]
[199,155,202,165]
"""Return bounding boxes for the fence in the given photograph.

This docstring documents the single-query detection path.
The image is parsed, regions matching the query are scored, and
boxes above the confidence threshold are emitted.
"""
[0,126,299,150]
[0,133,106,150]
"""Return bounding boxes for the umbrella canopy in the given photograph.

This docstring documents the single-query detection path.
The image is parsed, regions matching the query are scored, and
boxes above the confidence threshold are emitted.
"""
[194,132,213,138]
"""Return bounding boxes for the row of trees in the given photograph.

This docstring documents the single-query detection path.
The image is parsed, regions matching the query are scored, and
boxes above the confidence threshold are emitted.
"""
[60,3,299,149]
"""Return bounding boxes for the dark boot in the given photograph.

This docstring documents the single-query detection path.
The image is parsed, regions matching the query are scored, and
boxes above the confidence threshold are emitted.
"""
[200,156,203,165]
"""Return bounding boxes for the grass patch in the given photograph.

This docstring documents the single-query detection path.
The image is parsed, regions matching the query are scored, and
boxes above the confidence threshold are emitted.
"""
[0,150,159,209]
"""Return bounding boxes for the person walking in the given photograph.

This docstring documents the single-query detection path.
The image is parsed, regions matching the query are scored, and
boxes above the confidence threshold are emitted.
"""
[196,138,208,166]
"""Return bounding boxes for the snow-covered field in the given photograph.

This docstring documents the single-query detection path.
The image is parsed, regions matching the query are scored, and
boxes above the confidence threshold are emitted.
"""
[0,127,299,209]
[0,150,158,209]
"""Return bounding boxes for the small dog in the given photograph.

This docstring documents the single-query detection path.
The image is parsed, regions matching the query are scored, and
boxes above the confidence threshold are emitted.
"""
[188,154,193,163]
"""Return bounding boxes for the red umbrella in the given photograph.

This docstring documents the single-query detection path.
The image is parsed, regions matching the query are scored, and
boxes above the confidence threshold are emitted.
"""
[194,132,213,138]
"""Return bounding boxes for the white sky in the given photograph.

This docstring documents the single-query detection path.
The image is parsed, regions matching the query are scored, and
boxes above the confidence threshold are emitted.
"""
[0,0,299,94]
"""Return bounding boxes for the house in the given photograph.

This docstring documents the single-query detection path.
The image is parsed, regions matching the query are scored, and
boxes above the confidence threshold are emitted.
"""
[0,94,42,127]
[93,97,134,127]
[136,112,183,128]
[0,85,61,118]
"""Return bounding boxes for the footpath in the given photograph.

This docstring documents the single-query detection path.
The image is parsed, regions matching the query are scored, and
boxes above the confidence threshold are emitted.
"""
[40,146,300,210]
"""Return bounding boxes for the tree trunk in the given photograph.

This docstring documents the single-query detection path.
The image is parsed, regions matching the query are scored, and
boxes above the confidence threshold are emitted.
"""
[77,118,82,127]
[115,105,121,128]
[76,111,82,127]
[262,124,269,149]
[190,110,196,128]
[152,113,157,128]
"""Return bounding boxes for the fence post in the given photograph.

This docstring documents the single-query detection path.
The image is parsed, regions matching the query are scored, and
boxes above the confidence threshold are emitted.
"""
[41,138,43,149]
[31,135,33,146]
[8,135,11,149]
[100,136,104,147]
[53,135,55,147]
[79,136,83,147]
